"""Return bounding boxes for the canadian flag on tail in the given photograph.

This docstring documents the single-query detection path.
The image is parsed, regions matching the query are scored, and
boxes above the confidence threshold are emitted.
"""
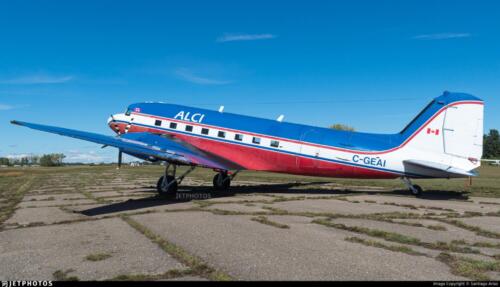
[427,128,440,135]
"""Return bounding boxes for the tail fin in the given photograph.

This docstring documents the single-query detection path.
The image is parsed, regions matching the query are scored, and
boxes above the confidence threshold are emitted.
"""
[400,91,484,168]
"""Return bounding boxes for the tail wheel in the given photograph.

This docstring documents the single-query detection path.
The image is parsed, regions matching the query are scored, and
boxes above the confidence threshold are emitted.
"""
[410,184,422,196]
[213,173,230,191]
[157,175,178,196]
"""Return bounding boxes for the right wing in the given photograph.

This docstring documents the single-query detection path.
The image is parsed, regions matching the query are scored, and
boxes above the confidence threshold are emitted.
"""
[11,120,242,170]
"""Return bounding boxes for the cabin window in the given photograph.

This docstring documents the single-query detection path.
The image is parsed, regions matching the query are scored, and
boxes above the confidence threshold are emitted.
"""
[252,137,261,144]
[201,128,209,135]
[218,131,226,138]
[155,120,162,126]
[270,140,279,147]
[170,122,177,129]
[185,125,193,132]
[234,134,243,141]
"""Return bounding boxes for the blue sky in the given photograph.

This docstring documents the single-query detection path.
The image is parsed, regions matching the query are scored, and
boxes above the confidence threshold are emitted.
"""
[1,0,499,162]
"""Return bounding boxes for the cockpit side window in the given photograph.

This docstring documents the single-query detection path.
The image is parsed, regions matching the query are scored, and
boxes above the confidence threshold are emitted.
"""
[125,108,132,116]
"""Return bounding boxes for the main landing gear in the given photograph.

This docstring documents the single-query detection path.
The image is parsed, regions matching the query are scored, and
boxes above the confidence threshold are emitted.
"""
[156,163,240,197]
[157,163,195,197]
[401,177,423,196]
[212,170,240,192]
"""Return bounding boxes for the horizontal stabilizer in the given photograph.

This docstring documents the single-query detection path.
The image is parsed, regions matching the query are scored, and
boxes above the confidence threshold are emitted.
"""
[403,159,478,178]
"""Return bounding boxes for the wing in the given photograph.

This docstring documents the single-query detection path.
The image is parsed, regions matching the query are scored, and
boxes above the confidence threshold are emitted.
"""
[11,120,242,170]
[403,159,477,178]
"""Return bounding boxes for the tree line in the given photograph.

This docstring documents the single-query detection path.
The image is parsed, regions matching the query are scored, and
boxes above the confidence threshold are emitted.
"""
[0,153,66,167]
[484,129,500,159]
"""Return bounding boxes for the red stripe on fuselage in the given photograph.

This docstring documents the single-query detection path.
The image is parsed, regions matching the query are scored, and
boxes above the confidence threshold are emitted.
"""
[121,123,398,179]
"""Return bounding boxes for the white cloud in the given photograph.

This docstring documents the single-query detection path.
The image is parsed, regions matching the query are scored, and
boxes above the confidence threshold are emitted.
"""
[413,33,471,40]
[0,74,74,84]
[174,68,231,85]
[5,154,35,159]
[65,151,110,163]
[0,104,14,110]
[217,33,276,43]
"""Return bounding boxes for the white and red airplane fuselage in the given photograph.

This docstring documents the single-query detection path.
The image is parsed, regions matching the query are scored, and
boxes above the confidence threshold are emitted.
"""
[108,92,484,181]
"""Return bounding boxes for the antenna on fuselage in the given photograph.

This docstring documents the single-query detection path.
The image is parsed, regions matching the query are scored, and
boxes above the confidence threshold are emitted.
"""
[218,106,224,113]
[276,114,285,122]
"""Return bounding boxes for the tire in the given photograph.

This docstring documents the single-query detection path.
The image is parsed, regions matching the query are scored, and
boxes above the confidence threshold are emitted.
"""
[213,173,230,191]
[410,184,422,196]
[157,175,178,196]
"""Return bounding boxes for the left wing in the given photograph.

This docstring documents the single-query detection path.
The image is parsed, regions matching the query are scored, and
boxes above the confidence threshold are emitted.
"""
[11,120,242,170]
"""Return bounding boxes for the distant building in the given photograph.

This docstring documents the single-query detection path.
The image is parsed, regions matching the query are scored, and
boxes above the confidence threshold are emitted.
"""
[129,161,143,167]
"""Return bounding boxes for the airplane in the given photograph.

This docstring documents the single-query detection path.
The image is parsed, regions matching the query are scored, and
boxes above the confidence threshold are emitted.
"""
[11,91,484,197]
[482,159,500,166]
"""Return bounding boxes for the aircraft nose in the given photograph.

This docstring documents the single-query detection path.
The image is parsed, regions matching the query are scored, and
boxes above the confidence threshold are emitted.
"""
[108,114,121,134]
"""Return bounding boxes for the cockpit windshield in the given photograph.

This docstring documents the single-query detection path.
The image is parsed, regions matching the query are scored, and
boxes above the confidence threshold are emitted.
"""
[125,108,132,116]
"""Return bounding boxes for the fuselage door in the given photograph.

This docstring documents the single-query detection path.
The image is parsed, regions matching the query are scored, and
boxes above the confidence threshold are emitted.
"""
[297,129,323,172]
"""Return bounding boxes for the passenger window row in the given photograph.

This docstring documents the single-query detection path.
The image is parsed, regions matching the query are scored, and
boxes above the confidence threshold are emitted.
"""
[152,119,280,148]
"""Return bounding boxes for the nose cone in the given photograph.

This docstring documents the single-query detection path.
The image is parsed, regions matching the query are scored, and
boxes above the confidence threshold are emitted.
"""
[108,114,122,134]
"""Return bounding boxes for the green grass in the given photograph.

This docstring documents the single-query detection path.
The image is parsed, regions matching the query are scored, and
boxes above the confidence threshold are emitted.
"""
[440,219,500,239]
[344,236,425,256]
[0,173,37,228]
[121,215,232,281]
[85,252,112,262]
[383,202,419,210]
[251,216,290,229]
[110,268,192,281]
[313,218,421,244]
[52,269,79,281]
[451,240,500,249]
[437,252,500,281]
[312,218,481,254]
[426,224,447,231]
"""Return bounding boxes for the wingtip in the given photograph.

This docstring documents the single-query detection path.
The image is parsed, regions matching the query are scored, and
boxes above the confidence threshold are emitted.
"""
[10,120,20,125]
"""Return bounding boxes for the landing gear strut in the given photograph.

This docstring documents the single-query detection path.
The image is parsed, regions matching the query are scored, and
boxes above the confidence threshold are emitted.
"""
[212,170,240,191]
[157,163,195,197]
[401,177,423,196]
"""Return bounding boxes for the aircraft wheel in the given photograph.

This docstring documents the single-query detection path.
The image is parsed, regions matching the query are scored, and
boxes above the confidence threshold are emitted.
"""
[213,173,230,191]
[157,175,178,197]
[410,184,422,196]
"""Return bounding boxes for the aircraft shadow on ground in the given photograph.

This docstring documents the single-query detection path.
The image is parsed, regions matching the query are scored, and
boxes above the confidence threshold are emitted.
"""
[79,181,469,217]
